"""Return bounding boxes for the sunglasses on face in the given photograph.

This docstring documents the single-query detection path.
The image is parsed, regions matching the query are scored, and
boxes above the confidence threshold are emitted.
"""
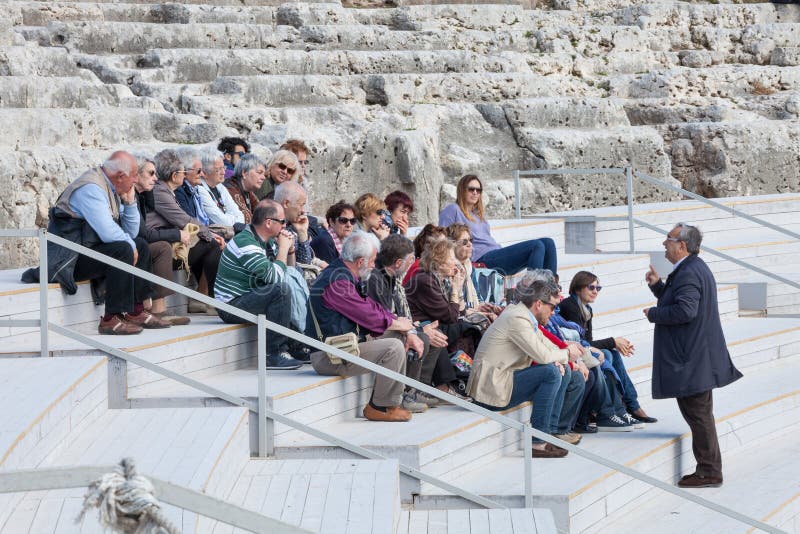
[233,151,246,158]
[665,237,681,242]
[467,186,482,193]
[267,217,287,226]
[456,238,473,246]
[336,217,357,225]
[189,167,203,174]
[587,284,602,292]
[143,170,156,176]
[540,300,557,310]
[277,162,296,174]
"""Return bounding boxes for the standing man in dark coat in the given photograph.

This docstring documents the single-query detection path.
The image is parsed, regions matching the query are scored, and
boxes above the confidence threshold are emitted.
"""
[643,223,742,488]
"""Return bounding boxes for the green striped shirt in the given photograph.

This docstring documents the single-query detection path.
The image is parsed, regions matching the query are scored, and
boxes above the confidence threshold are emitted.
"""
[214,225,286,303]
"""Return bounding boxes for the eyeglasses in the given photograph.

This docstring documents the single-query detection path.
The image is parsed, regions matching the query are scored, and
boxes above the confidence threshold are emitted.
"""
[143,170,156,176]
[336,217,357,225]
[539,300,557,310]
[665,237,682,242]
[173,170,187,175]
[467,186,482,194]
[277,162,296,174]
[189,167,203,174]
[267,217,287,225]
[456,238,473,246]
[587,285,602,292]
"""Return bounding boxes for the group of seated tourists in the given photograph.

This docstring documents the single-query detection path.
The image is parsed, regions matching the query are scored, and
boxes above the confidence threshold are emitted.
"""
[28,141,655,446]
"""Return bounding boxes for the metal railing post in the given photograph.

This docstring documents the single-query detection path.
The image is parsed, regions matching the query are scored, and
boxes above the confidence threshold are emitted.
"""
[38,229,48,358]
[257,314,268,457]
[513,170,521,219]
[523,425,533,509]
[626,166,635,254]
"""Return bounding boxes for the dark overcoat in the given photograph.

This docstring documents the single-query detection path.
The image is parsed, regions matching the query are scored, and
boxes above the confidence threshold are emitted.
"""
[646,254,742,399]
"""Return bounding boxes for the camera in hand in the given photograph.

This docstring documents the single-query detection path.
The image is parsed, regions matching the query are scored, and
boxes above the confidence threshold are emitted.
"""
[406,348,420,362]
[377,208,399,234]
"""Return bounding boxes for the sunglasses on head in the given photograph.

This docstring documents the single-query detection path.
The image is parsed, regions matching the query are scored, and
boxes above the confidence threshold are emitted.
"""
[467,186,482,193]
[337,217,357,225]
[587,284,602,292]
[277,162,296,174]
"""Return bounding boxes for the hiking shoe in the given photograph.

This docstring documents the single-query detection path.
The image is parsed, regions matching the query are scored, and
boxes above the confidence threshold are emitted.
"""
[415,391,445,407]
[153,312,191,326]
[98,315,142,335]
[402,392,429,413]
[553,432,582,445]
[266,352,303,370]
[363,404,412,422]
[622,413,645,429]
[123,311,171,329]
[597,415,634,432]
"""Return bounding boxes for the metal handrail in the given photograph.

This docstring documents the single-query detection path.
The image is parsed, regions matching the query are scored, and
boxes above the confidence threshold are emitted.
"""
[0,465,310,533]
[0,229,786,533]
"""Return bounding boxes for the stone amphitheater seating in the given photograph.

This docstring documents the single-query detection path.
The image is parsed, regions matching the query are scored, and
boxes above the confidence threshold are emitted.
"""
[2,194,800,532]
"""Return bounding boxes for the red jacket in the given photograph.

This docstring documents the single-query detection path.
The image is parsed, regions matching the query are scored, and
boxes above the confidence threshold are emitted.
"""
[537,325,575,370]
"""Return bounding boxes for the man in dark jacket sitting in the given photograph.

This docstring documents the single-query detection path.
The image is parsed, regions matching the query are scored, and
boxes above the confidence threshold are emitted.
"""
[644,223,742,488]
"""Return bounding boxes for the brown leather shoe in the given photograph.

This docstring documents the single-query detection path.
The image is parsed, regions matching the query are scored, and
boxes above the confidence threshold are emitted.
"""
[677,473,723,488]
[531,443,569,458]
[123,311,171,329]
[363,404,412,422]
[153,312,191,326]
[98,315,143,335]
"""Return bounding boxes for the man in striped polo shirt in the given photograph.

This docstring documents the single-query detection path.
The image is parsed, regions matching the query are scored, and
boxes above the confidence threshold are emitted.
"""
[214,199,303,370]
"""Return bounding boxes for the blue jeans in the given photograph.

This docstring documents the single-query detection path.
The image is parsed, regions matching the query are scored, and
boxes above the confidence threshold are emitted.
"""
[550,368,585,434]
[578,366,627,424]
[218,282,292,356]
[478,237,558,276]
[476,364,561,443]
[601,348,640,412]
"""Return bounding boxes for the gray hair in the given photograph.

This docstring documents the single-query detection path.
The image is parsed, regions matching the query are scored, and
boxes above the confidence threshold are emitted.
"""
[131,153,154,174]
[516,279,559,308]
[518,269,556,288]
[341,231,380,263]
[102,154,133,176]
[153,148,183,182]
[234,152,267,178]
[176,147,200,170]
[274,181,306,205]
[267,149,300,181]
[674,223,703,254]
[200,148,224,175]
[252,199,281,226]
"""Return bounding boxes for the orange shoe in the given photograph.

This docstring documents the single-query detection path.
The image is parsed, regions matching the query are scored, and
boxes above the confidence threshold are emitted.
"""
[363,404,412,422]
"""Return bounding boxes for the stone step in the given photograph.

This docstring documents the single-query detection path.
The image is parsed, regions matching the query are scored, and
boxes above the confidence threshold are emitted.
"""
[397,508,557,534]
[0,107,223,147]
[0,45,82,77]
[198,458,401,534]
[5,1,277,26]
[612,3,800,30]
[200,72,596,109]
[136,48,525,83]
[416,355,800,532]
[609,65,800,100]
[0,75,132,108]
[595,421,800,534]
[0,406,250,533]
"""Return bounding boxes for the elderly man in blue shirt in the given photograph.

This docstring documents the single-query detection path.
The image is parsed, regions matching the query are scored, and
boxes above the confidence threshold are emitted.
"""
[47,151,170,334]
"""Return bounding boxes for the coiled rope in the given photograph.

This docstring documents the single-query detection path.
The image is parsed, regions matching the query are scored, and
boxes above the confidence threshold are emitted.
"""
[77,457,181,534]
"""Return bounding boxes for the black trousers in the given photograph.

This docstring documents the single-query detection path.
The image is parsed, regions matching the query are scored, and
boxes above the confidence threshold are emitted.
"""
[72,237,153,315]
[676,390,723,478]
[187,239,222,298]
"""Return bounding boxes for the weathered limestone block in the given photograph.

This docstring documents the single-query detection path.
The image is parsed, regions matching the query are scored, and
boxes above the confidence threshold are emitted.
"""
[502,97,630,130]
[665,121,800,197]
[0,76,131,108]
[0,45,81,76]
